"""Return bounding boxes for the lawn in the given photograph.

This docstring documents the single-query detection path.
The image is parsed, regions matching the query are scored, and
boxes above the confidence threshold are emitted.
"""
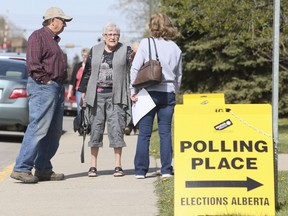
[155,172,288,216]
[150,118,288,216]
[279,118,288,153]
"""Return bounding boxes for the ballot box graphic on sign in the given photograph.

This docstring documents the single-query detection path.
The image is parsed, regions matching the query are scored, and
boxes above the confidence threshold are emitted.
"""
[174,103,275,216]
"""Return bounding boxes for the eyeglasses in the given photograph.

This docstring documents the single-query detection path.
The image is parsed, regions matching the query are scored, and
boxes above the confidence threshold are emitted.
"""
[55,17,66,25]
[105,33,120,38]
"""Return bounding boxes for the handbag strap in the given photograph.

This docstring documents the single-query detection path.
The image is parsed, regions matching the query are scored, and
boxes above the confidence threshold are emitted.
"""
[150,37,159,61]
[81,132,85,163]
[80,106,89,163]
[148,37,159,61]
[80,108,86,163]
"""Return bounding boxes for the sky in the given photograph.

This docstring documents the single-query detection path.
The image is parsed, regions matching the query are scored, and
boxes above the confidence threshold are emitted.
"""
[0,0,138,63]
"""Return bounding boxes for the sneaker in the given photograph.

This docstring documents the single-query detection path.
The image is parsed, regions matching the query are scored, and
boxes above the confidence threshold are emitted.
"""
[34,170,64,181]
[88,167,97,177]
[114,167,125,177]
[161,173,174,179]
[10,171,39,183]
[135,175,146,179]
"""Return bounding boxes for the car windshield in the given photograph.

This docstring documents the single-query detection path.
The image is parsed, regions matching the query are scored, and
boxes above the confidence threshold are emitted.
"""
[0,60,27,79]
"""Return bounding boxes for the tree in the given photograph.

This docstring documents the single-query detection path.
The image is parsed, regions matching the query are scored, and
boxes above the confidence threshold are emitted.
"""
[112,0,160,40]
[160,0,288,116]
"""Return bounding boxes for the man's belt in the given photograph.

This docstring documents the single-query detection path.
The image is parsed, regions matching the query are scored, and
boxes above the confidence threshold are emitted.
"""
[30,74,65,85]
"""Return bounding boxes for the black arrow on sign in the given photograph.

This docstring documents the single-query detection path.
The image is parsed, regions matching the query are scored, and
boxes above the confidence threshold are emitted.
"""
[185,177,263,191]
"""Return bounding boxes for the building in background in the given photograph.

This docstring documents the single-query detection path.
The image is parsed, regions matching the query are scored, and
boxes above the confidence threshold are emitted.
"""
[0,16,26,53]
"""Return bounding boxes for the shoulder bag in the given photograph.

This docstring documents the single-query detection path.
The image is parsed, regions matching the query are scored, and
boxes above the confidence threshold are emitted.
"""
[132,37,162,88]
[73,104,91,163]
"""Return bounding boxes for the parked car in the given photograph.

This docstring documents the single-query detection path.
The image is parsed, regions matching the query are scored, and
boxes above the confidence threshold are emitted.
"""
[64,84,77,116]
[0,52,26,61]
[0,58,29,132]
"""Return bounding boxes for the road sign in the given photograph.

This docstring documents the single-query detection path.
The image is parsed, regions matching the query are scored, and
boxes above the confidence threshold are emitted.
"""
[174,104,275,215]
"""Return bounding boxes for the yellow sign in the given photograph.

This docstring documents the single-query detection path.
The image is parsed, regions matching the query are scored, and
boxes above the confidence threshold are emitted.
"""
[174,104,275,216]
[183,93,225,105]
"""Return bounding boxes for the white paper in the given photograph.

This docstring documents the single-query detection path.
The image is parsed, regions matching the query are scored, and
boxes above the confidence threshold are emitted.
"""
[132,88,156,126]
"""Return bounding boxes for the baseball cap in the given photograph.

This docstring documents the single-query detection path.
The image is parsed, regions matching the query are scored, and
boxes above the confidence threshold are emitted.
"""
[43,7,73,22]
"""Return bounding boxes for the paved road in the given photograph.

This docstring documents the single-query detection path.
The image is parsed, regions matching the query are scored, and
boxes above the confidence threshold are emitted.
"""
[0,133,22,172]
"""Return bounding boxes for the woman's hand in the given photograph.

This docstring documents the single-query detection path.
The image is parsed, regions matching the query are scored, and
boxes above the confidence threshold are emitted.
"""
[80,93,86,107]
[81,93,86,100]
[67,84,73,100]
[67,91,72,100]
[129,51,136,62]
[130,93,138,103]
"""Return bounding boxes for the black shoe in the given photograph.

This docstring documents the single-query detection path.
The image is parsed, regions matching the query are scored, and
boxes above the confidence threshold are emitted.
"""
[34,170,65,181]
[10,171,39,183]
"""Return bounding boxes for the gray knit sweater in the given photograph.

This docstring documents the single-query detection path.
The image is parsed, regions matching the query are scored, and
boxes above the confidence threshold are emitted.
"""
[79,42,131,124]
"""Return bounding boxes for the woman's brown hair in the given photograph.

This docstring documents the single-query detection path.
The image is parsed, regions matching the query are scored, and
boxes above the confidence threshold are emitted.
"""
[149,13,179,40]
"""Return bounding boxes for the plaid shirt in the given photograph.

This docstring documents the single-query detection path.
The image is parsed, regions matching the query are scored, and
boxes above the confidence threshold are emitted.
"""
[26,27,68,83]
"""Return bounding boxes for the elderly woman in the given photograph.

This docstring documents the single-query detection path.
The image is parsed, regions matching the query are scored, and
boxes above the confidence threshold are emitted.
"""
[130,13,182,179]
[78,22,133,177]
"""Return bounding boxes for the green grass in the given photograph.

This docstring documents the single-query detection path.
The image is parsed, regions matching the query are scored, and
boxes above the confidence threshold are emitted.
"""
[279,118,288,153]
[154,174,288,216]
[150,118,288,216]
[277,171,288,215]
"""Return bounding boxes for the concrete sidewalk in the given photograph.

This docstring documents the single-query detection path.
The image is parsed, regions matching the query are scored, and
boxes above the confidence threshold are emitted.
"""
[278,154,288,171]
[0,118,159,216]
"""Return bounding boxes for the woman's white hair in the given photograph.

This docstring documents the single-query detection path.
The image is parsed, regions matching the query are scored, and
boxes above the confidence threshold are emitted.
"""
[103,22,120,34]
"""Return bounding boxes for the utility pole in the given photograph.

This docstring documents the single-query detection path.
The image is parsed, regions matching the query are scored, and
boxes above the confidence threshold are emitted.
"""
[272,0,280,206]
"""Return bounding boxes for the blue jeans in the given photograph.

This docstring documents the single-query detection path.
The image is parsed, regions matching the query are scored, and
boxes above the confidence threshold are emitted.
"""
[134,91,175,176]
[14,77,64,173]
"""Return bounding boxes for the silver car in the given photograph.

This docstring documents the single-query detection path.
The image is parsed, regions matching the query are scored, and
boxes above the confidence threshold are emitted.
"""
[0,58,28,132]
